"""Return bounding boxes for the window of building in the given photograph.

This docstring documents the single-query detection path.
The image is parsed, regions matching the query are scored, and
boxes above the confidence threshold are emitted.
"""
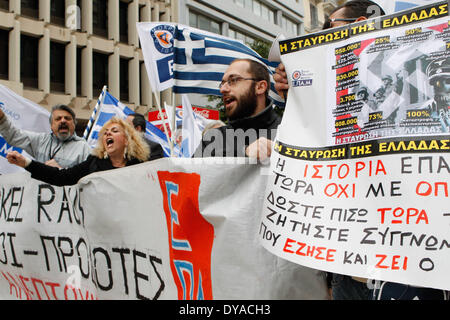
[93,0,108,38]
[281,15,298,36]
[21,35,38,88]
[120,58,129,102]
[93,51,108,97]
[50,41,66,93]
[0,29,8,80]
[252,0,260,16]
[139,61,146,106]
[76,47,82,96]
[50,0,65,26]
[228,28,255,46]
[234,0,244,8]
[21,0,38,19]
[189,11,221,35]
[310,4,319,28]
[119,1,128,43]
[0,0,9,11]
[250,0,275,23]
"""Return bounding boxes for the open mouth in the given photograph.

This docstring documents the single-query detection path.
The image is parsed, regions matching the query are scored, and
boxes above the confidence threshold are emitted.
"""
[223,96,236,109]
[106,138,114,147]
[58,125,69,132]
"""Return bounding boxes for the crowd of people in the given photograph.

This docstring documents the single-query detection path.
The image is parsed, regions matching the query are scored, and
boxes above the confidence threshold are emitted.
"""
[0,0,448,300]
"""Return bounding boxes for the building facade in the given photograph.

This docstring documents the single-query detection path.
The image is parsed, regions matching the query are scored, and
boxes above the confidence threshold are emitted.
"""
[0,0,337,133]
[178,0,305,44]
[0,0,174,133]
[303,0,345,33]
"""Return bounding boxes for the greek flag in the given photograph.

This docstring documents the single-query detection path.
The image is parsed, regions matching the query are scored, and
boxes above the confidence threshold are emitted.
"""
[86,91,172,157]
[172,26,285,108]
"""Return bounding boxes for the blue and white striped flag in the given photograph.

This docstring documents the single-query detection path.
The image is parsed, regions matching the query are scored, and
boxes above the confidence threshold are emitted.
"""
[83,86,107,140]
[172,26,285,108]
[86,91,173,157]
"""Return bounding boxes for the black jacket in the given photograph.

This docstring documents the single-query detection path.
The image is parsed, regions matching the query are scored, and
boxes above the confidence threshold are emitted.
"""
[195,105,282,158]
[26,155,143,186]
[145,139,165,160]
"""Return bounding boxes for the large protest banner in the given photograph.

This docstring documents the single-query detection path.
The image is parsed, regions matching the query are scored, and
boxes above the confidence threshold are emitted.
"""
[0,158,328,300]
[259,2,450,291]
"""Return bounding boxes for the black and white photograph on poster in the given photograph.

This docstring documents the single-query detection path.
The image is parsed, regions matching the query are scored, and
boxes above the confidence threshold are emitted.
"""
[329,3,450,145]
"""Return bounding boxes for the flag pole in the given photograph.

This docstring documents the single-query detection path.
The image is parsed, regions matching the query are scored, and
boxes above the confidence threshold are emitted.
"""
[83,85,107,140]
[171,91,177,140]
[153,91,173,156]
[164,101,175,154]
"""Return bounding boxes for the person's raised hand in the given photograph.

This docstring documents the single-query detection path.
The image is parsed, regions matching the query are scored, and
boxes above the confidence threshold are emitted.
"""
[274,63,289,100]
[6,151,29,168]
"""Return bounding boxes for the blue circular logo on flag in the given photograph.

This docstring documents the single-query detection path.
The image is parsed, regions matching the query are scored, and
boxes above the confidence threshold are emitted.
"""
[150,25,175,54]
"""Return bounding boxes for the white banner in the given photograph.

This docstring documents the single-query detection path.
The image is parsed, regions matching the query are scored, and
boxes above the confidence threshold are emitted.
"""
[374,0,444,14]
[0,85,50,175]
[260,2,450,291]
[0,158,328,300]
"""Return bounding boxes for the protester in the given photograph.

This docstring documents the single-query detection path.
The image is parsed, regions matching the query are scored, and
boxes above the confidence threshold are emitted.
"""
[194,58,281,160]
[0,104,90,168]
[202,120,226,136]
[6,117,149,186]
[126,113,164,160]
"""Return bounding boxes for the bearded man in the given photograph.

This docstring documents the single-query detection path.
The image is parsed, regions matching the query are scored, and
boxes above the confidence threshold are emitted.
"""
[195,58,281,158]
[0,104,90,168]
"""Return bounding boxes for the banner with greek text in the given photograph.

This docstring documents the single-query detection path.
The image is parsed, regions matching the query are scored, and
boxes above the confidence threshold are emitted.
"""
[0,158,328,300]
[260,2,450,291]
[375,0,444,15]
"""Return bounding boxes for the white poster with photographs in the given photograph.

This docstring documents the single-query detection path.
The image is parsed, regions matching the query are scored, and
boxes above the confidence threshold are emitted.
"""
[260,2,450,291]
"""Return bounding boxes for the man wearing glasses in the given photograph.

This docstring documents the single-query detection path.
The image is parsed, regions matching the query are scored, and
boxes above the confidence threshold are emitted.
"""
[194,58,281,158]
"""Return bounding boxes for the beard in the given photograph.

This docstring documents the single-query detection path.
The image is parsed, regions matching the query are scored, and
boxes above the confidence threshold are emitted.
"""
[55,123,72,141]
[226,85,258,121]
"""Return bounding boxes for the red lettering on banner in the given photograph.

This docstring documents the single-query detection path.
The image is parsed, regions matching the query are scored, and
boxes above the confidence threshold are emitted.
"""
[375,254,408,271]
[158,171,214,300]
[283,238,336,262]
[0,272,97,300]
[377,207,429,225]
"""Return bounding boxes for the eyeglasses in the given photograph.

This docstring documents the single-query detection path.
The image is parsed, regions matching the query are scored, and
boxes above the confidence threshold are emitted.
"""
[323,18,358,29]
[219,76,258,89]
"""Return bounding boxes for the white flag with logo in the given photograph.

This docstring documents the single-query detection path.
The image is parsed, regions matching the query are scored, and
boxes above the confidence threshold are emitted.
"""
[137,22,177,92]
[0,85,50,174]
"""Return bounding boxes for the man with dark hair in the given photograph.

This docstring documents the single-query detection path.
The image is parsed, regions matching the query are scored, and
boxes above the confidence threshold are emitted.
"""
[274,0,385,98]
[0,103,90,168]
[322,0,385,29]
[195,58,281,158]
[126,113,164,160]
